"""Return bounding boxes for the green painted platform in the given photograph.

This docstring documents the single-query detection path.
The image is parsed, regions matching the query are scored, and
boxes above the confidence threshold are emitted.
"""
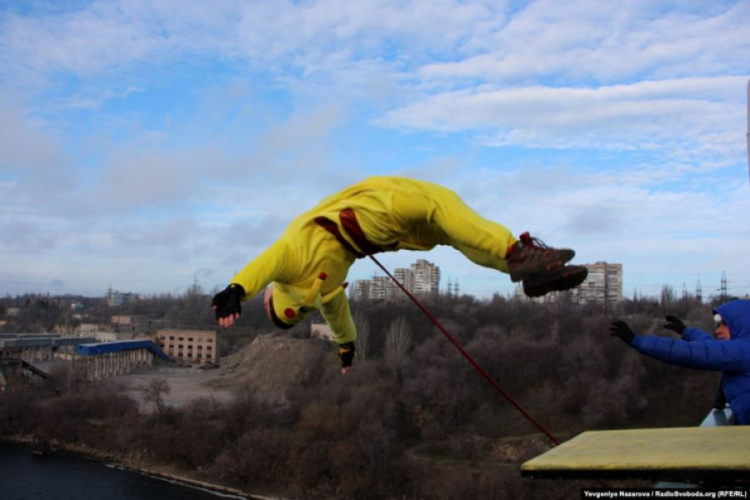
[521,426,750,481]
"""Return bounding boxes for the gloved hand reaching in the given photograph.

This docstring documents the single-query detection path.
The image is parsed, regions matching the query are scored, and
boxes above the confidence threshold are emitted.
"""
[609,320,637,345]
[212,284,245,328]
[663,315,685,335]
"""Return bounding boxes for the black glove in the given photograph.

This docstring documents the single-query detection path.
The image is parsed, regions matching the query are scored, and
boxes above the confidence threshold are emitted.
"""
[212,284,245,321]
[663,315,685,335]
[610,320,636,345]
[338,341,355,372]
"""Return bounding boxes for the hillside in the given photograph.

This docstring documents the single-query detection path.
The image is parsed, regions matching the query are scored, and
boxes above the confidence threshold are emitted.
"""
[209,334,332,403]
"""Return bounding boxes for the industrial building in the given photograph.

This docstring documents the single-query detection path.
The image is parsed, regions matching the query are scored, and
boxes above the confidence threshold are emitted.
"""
[156,328,219,365]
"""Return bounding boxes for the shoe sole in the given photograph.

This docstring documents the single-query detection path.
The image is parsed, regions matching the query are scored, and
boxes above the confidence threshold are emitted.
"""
[523,265,588,298]
[509,249,576,283]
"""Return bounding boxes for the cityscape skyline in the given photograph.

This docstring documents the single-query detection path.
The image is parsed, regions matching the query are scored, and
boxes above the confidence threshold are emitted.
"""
[2,258,745,301]
[87,260,743,303]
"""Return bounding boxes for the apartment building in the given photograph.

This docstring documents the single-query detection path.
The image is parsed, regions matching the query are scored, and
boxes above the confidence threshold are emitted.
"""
[408,259,441,295]
[517,261,623,306]
[353,275,398,300]
[353,259,441,300]
[576,262,623,305]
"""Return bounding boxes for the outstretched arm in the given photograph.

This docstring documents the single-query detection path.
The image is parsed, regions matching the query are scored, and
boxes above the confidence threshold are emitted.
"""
[632,335,750,372]
[213,240,292,327]
[682,326,714,342]
[610,318,750,372]
[663,314,714,342]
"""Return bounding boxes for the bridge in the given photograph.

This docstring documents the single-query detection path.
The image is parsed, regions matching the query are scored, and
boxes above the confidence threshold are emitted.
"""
[0,357,54,394]
[0,335,170,390]
[74,339,168,379]
[0,334,95,362]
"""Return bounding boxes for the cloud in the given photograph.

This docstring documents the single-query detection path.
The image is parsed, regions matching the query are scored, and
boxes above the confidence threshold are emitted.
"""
[0,0,500,92]
[244,103,346,181]
[112,216,199,248]
[3,1,747,102]
[0,218,59,252]
[92,150,202,212]
[0,102,67,176]
[380,76,747,160]
[419,1,750,84]
[50,279,66,289]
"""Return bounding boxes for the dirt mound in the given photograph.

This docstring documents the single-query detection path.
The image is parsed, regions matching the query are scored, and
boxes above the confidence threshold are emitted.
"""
[210,334,332,403]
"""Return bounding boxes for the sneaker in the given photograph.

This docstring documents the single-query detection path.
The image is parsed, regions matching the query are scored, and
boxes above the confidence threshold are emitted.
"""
[523,265,588,298]
[507,232,575,282]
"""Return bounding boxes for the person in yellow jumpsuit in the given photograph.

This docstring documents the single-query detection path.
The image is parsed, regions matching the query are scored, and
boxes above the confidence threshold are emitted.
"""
[212,176,587,373]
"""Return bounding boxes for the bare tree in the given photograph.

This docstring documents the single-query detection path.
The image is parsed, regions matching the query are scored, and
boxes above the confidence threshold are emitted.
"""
[385,316,412,368]
[142,377,171,415]
[661,284,675,311]
[354,312,371,361]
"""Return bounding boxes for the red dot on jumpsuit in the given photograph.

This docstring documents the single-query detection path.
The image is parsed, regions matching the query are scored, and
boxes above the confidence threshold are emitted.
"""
[284,308,295,319]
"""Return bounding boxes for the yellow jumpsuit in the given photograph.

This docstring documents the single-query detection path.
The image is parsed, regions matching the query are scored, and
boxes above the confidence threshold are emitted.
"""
[230,176,518,344]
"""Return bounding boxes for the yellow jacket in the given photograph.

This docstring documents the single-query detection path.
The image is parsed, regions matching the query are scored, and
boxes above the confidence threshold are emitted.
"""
[231,176,516,344]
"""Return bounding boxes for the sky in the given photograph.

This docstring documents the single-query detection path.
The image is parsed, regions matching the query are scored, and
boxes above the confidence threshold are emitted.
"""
[1,0,749,301]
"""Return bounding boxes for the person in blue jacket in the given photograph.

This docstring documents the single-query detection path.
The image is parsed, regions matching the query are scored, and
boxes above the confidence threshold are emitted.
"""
[610,299,750,425]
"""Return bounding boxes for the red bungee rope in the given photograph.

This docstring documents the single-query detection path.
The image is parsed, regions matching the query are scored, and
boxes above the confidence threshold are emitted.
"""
[369,255,561,447]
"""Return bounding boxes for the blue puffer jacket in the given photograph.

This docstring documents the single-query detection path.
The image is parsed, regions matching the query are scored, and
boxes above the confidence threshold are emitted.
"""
[631,299,750,425]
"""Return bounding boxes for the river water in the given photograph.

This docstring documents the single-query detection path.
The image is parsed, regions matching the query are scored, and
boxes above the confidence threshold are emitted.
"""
[0,443,238,500]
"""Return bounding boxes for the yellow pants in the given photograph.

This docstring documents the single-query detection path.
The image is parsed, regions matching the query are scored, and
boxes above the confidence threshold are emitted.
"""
[318,176,517,273]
